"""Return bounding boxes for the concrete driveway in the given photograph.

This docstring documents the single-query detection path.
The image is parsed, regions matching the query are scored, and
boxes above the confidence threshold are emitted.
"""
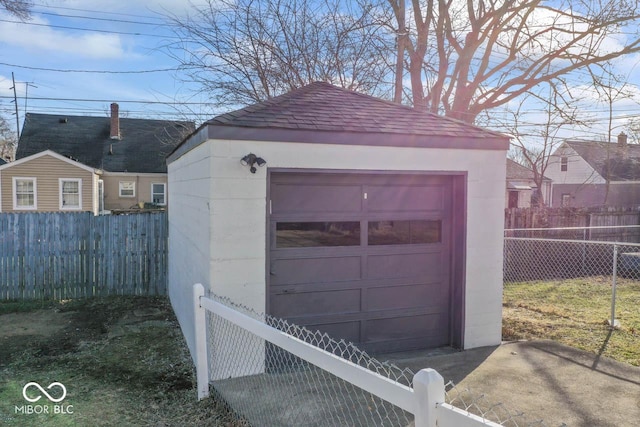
[383,340,640,427]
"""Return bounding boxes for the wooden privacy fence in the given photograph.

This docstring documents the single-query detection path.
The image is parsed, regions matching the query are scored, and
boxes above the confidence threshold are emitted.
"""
[0,212,167,300]
[505,206,640,230]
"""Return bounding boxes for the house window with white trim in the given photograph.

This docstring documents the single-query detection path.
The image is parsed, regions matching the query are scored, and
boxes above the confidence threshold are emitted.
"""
[13,177,37,210]
[119,181,135,198]
[60,179,82,210]
[151,183,166,205]
[560,156,568,172]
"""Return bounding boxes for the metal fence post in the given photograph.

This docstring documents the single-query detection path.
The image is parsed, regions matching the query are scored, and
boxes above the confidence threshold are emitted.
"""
[193,283,210,399]
[413,368,445,427]
[610,246,620,329]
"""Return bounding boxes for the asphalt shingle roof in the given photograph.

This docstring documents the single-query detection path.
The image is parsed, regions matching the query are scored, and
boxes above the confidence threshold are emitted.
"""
[17,113,194,173]
[208,81,504,138]
[506,159,550,181]
[565,140,640,181]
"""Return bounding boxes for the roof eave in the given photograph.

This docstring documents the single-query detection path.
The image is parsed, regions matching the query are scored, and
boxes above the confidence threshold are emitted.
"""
[168,124,509,164]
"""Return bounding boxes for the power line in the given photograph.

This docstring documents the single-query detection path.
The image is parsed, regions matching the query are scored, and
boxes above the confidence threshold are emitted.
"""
[0,95,208,105]
[31,3,166,21]
[0,18,178,39]
[0,62,180,74]
[33,11,164,26]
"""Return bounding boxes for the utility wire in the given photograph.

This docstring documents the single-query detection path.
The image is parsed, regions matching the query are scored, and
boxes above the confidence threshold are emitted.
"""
[0,95,207,105]
[33,11,165,26]
[31,3,166,21]
[0,19,179,38]
[0,62,180,74]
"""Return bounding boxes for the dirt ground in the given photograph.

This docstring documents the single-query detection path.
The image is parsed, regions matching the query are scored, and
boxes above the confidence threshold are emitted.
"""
[0,299,171,370]
[0,297,235,427]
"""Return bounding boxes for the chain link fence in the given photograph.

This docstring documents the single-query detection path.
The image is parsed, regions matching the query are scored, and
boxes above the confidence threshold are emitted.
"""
[204,294,549,427]
[503,234,640,367]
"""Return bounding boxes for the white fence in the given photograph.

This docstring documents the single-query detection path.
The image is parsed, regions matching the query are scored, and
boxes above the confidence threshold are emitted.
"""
[192,284,501,427]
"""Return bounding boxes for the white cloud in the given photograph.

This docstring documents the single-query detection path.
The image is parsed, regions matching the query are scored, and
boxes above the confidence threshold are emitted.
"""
[0,75,15,97]
[48,0,213,18]
[0,14,128,59]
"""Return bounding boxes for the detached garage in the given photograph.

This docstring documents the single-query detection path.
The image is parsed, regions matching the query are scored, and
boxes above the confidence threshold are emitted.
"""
[167,82,509,364]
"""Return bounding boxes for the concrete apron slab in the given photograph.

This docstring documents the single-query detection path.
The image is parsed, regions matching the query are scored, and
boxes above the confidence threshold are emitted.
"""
[384,340,640,427]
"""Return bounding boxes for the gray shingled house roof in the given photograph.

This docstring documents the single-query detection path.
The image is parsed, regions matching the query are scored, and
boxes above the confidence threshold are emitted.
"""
[564,140,640,181]
[171,82,509,160]
[506,159,551,181]
[17,112,195,173]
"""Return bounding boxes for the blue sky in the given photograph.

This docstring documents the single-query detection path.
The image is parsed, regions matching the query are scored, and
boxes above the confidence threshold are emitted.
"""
[0,0,215,135]
[2,1,640,145]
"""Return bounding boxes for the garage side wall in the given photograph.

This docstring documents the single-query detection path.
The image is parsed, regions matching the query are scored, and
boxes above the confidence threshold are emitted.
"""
[167,142,214,360]
[206,139,506,350]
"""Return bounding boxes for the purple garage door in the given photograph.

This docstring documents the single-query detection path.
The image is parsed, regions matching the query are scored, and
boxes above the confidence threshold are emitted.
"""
[268,172,453,353]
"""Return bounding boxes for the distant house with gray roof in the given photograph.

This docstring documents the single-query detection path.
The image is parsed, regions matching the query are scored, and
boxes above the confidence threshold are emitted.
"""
[545,133,640,207]
[0,104,194,213]
[505,159,552,208]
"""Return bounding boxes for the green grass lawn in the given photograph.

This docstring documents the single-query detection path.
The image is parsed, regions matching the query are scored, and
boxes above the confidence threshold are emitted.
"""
[503,276,640,366]
[0,296,236,426]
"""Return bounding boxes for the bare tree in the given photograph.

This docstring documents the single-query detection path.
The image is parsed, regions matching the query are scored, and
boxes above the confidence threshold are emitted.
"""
[495,82,587,207]
[0,113,17,161]
[584,61,636,203]
[387,0,640,123]
[163,0,394,109]
[1,0,31,20]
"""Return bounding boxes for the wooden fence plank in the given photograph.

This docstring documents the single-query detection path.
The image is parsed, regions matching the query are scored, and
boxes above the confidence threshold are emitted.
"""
[0,212,167,301]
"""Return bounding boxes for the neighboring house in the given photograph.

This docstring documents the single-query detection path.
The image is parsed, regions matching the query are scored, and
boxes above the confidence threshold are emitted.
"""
[0,150,100,213]
[0,104,194,213]
[545,133,640,208]
[167,81,509,374]
[505,159,552,208]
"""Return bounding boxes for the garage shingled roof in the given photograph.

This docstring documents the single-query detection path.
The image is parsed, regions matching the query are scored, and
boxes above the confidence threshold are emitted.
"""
[169,82,509,162]
[209,81,505,138]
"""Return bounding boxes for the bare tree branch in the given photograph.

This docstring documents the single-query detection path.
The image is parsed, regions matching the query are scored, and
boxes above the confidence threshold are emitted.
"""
[1,0,31,20]
[162,0,394,109]
[390,0,640,122]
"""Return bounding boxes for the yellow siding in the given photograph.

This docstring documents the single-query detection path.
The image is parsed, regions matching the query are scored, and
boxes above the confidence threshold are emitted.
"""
[102,174,168,210]
[0,154,96,213]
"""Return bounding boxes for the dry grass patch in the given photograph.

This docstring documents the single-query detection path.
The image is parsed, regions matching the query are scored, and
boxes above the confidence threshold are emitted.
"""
[503,277,640,366]
[0,296,240,426]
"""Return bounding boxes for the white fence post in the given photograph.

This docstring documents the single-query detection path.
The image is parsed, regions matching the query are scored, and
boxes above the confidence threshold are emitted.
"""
[193,283,209,400]
[413,368,445,427]
[610,245,620,329]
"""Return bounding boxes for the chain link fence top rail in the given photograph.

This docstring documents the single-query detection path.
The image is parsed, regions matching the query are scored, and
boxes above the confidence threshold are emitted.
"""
[504,225,640,243]
[204,294,550,427]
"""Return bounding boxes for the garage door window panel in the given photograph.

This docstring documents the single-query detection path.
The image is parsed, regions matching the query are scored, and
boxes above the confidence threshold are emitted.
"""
[367,186,444,212]
[368,220,441,245]
[276,221,361,248]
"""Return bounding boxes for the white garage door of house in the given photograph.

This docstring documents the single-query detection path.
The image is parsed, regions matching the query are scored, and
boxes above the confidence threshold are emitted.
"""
[268,172,453,353]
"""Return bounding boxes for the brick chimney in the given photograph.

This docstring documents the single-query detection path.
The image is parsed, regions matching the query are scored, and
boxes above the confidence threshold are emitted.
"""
[110,103,121,140]
[618,131,627,148]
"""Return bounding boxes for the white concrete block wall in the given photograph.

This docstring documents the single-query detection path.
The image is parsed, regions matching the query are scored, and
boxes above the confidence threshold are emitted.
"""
[207,139,506,349]
[169,136,507,366]
[168,142,214,360]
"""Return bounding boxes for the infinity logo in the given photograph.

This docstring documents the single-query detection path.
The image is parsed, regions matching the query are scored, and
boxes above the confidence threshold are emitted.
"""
[22,382,67,403]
